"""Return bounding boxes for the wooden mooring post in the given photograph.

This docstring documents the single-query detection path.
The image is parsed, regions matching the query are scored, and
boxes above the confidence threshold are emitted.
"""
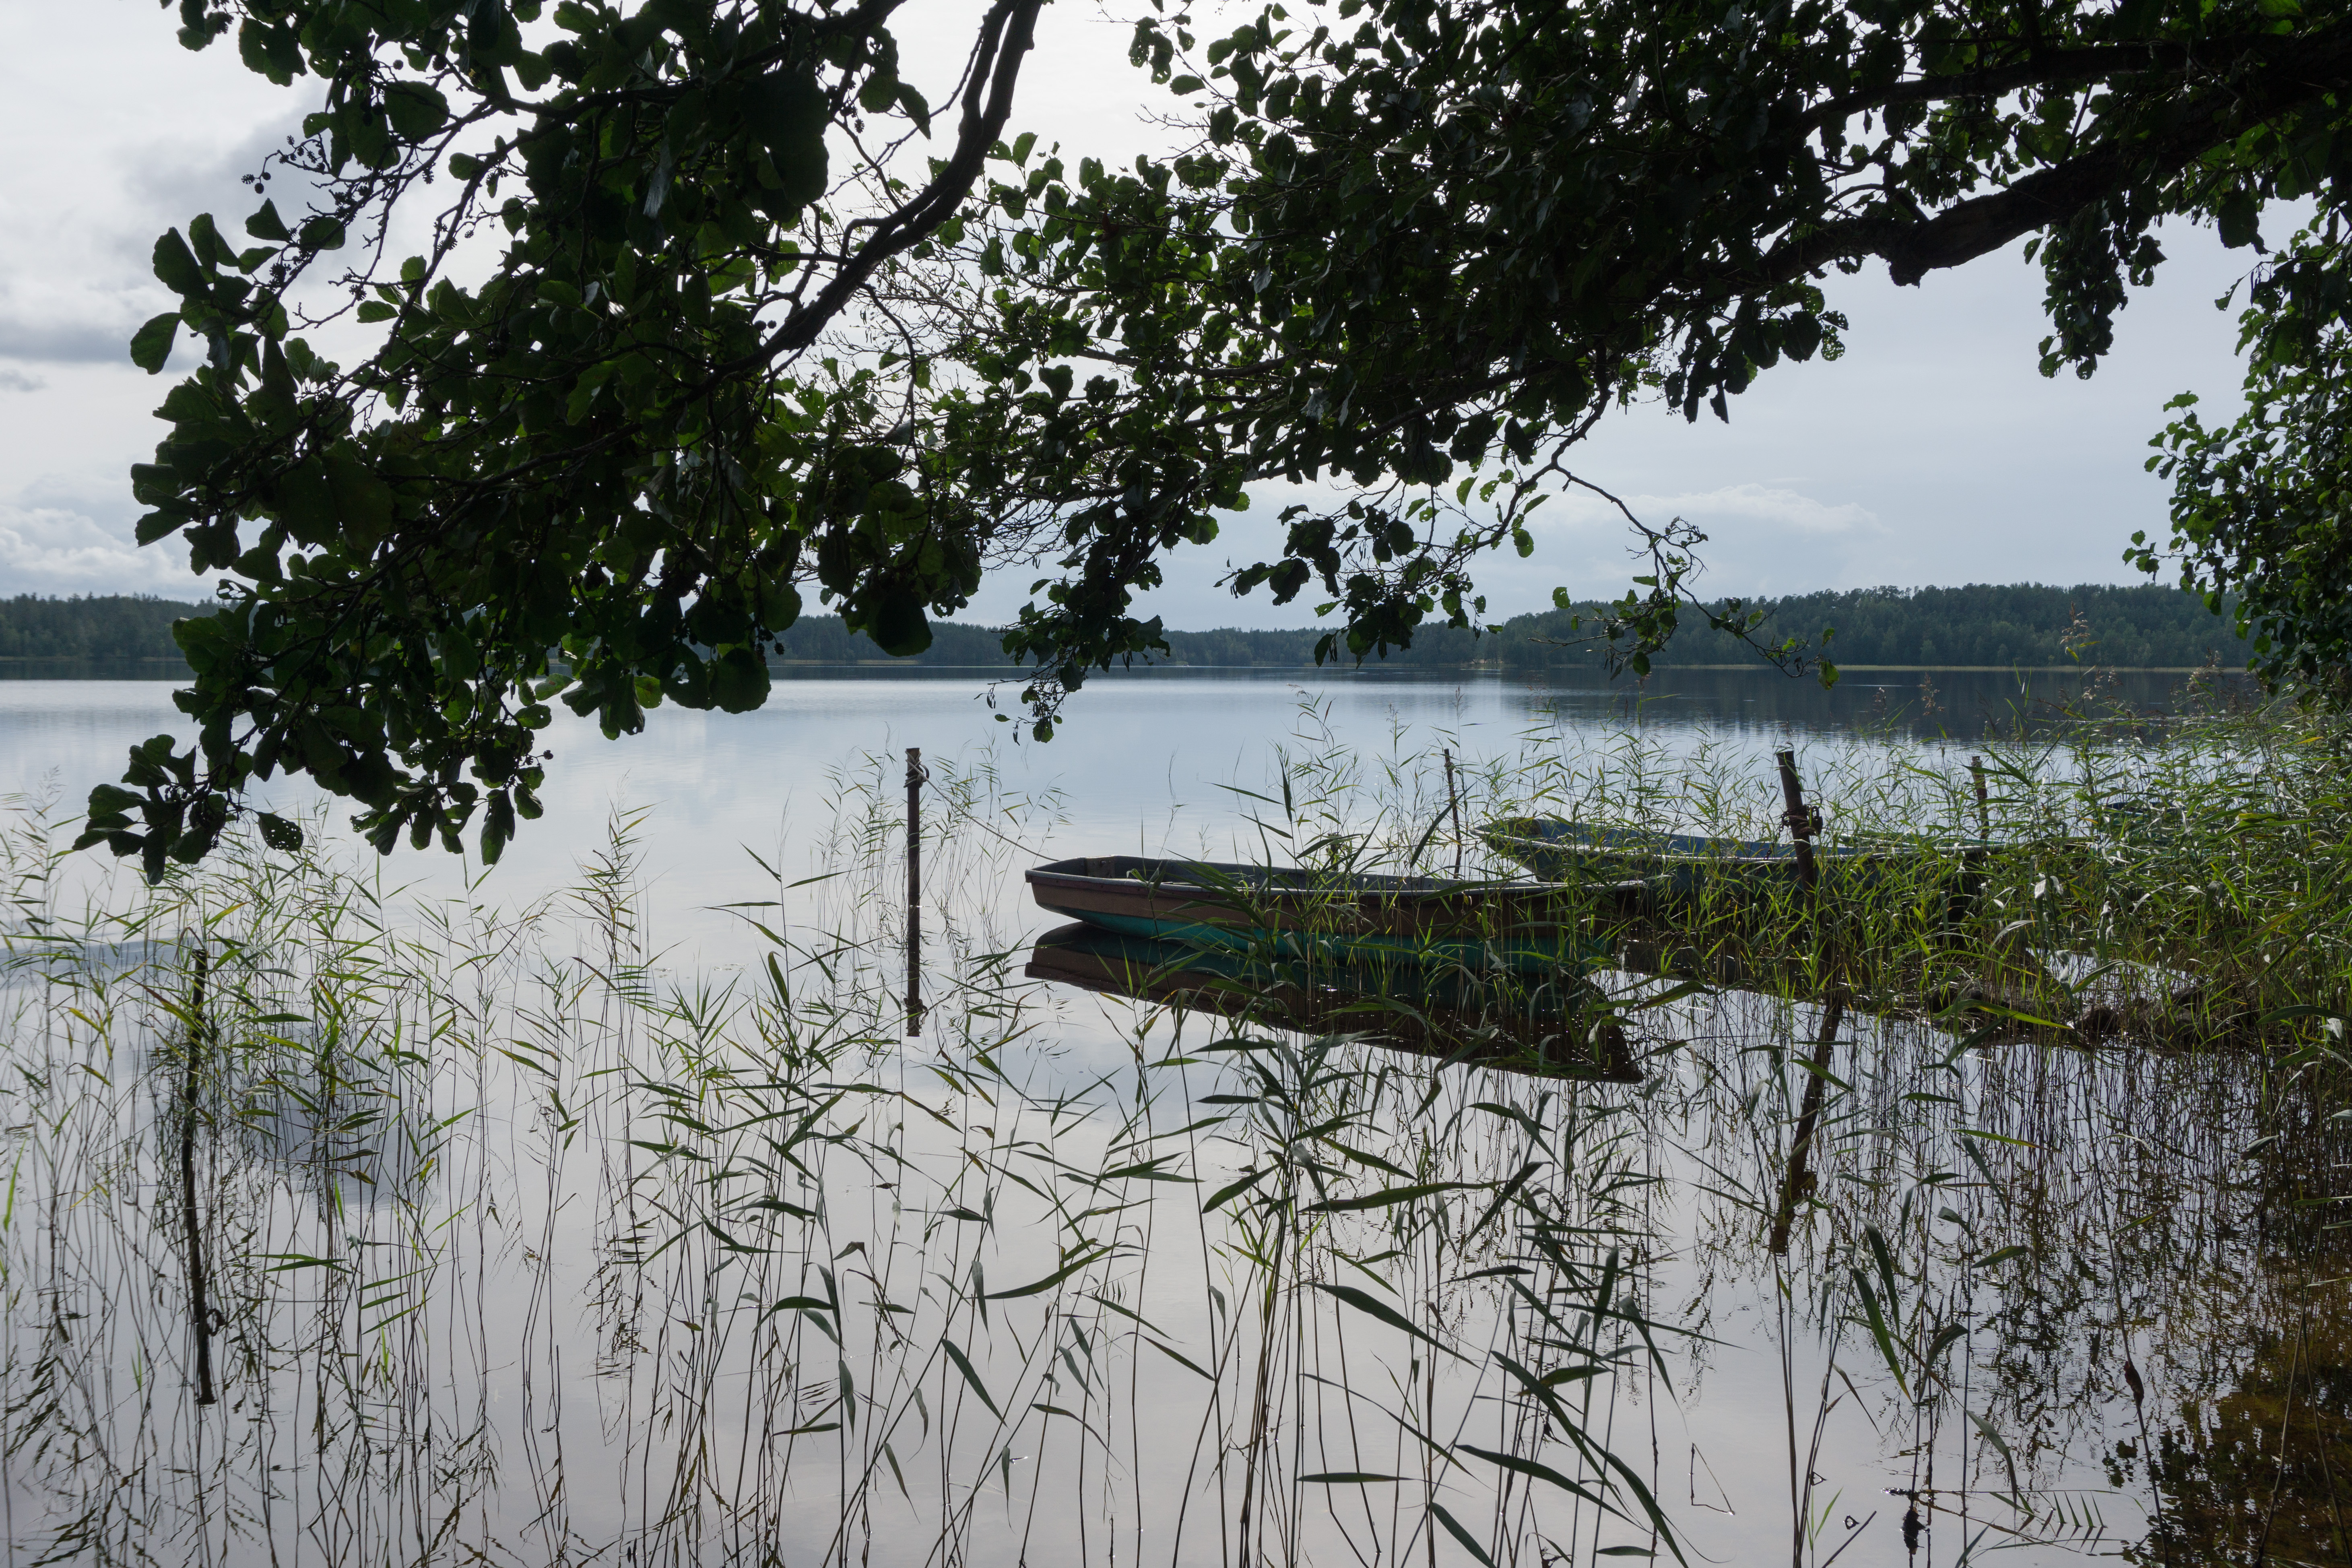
[1970,753,1991,840]
[905,747,923,1038]
[1768,748,1851,1255]
[1441,749,1465,879]
[181,942,216,1406]
[1769,988,1847,1255]
[1774,749,1822,895]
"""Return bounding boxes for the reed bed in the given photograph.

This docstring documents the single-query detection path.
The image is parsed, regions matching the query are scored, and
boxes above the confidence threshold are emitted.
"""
[0,675,2344,1566]
[0,785,1671,1566]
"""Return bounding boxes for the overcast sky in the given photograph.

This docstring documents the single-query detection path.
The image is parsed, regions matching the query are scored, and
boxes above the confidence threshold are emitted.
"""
[0,0,2264,627]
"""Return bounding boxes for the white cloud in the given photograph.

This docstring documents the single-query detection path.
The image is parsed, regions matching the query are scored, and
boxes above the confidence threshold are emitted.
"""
[0,367,42,392]
[0,502,193,598]
[1649,482,1882,535]
[1538,481,1883,538]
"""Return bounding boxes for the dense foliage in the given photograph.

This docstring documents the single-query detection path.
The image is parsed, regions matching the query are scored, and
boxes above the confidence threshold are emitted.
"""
[101,0,1058,876]
[101,0,2352,873]
[993,0,2352,686]
[2140,233,2352,685]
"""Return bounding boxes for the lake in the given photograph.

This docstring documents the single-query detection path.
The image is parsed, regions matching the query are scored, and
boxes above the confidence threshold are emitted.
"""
[0,663,2205,953]
[0,664,2311,1567]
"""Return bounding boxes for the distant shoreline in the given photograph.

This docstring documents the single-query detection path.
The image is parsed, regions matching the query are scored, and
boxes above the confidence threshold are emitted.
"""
[0,586,2256,672]
[2,656,2230,677]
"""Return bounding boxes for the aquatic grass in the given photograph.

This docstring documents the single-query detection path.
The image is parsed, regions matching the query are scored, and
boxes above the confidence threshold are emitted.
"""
[1132,685,2352,1557]
[0,765,1692,1565]
[3,678,2349,1566]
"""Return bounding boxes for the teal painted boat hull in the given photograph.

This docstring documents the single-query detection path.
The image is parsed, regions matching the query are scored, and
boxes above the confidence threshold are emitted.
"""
[1025,856,1609,974]
[1058,906,1600,970]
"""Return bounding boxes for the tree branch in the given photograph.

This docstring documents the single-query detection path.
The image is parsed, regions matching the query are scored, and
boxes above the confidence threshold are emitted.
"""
[1767,24,2352,288]
[722,0,1043,375]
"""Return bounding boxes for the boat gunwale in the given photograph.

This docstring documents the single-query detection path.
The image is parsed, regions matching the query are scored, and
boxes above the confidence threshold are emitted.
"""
[1481,819,1994,872]
[1023,855,1640,946]
[1025,854,1583,902]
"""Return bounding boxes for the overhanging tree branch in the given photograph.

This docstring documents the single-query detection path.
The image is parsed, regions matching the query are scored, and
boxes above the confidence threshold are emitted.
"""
[1764,23,2352,287]
[730,0,1042,373]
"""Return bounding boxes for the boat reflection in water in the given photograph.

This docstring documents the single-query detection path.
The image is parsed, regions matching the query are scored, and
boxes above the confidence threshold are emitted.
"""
[1024,922,1638,1082]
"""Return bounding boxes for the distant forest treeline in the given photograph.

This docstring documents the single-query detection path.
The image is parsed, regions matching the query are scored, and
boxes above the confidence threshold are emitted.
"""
[0,582,2248,673]
[0,594,198,660]
[771,582,2246,671]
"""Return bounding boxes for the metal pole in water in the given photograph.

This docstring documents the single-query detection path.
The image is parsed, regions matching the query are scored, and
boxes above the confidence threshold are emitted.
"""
[906,747,923,1037]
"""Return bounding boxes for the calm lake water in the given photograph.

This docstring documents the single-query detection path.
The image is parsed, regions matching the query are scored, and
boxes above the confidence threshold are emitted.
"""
[0,665,2304,1567]
[0,664,2206,954]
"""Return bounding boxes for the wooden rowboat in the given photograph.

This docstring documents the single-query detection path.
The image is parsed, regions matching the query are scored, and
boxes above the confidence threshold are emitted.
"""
[1025,855,1625,972]
[1481,818,1977,902]
[1024,923,1636,1081]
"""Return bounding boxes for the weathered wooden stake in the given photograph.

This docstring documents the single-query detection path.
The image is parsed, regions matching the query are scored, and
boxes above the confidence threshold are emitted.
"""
[1768,986,1846,1255]
[1774,749,1822,895]
[1970,754,1990,840]
[1441,748,1465,880]
[905,747,923,1037]
[181,943,216,1407]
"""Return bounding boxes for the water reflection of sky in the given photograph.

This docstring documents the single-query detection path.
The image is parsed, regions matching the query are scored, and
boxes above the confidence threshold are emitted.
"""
[0,668,2317,1567]
[0,667,2236,964]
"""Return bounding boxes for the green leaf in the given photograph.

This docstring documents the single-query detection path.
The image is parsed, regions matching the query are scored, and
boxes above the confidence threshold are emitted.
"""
[323,445,396,549]
[869,590,932,658]
[2217,189,2262,251]
[708,644,772,713]
[1850,1269,1909,1399]
[1458,1443,1608,1506]
[1202,1164,1272,1211]
[983,1244,1110,1300]
[130,313,181,374]
[1968,1408,2022,1496]
[1304,1181,1469,1214]
[85,783,142,821]
[300,215,347,251]
[1863,1224,1901,1323]
[382,81,450,139]
[756,578,802,630]
[1314,1283,1462,1360]
[1430,1502,1499,1566]
[939,1338,1002,1418]
[743,68,830,209]
[237,18,303,84]
[186,213,229,269]
[256,813,303,852]
[134,510,188,546]
[270,457,336,545]
[151,229,206,297]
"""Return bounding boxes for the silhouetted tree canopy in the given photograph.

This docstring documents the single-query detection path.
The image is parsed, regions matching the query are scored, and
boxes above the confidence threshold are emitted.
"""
[96,0,2352,875]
